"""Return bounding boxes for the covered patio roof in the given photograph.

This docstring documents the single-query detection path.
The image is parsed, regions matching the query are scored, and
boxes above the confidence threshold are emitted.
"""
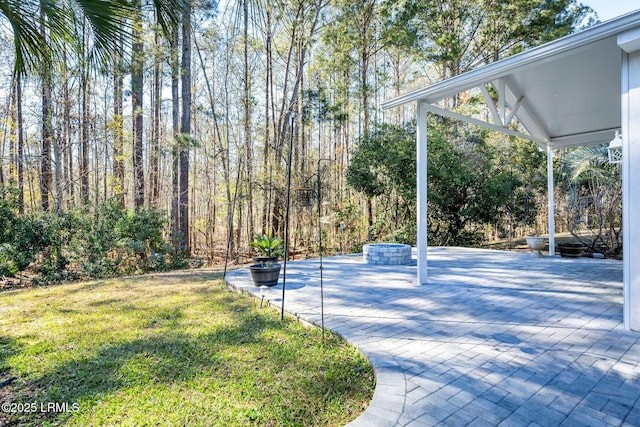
[382,10,640,149]
[381,10,640,332]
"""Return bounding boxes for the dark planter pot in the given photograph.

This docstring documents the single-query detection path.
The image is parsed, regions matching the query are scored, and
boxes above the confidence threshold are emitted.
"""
[249,263,281,287]
[558,243,586,258]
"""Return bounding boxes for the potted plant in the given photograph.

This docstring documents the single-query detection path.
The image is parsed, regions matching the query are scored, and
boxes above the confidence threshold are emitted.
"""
[249,234,283,264]
[248,234,283,287]
[525,235,547,257]
[557,242,587,258]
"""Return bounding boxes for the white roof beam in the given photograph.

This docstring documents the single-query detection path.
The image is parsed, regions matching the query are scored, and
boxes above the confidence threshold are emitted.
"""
[479,79,526,132]
[480,84,503,126]
[505,96,524,126]
[422,103,548,144]
[501,76,551,142]
[489,78,518,126]
[498,78,506,124]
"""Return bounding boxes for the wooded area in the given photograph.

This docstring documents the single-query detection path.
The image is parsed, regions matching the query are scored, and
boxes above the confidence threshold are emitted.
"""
[0,0,622,284]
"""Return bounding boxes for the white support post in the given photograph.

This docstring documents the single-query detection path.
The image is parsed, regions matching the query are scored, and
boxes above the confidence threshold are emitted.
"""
[619,32,640,331]
[417,102,428,285]
[547,145,555,256]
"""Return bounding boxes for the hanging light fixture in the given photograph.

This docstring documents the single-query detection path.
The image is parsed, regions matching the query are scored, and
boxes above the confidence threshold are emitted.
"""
[608,130,623,164]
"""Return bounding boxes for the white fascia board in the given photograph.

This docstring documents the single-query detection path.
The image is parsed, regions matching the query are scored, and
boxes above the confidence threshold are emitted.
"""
[382,11,640,110]
[619,27,640,53]
[549,128,619,149]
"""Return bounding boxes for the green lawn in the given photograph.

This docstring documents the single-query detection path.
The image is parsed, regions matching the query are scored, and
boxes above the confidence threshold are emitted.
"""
[0,271,374,426]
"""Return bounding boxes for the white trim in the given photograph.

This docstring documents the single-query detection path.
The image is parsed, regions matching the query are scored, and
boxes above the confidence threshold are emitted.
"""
[417,102,428,285]
[549,128,620,148]
[547,146,556,256]
[505,96,523,126]
[622,52,630,330]
[480,84,503,126]
[498,78,506,124]
[619,27,640,53]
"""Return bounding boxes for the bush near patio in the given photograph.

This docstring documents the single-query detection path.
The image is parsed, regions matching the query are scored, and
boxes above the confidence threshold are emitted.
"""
[0,273,374,426]
[347,118,546,247]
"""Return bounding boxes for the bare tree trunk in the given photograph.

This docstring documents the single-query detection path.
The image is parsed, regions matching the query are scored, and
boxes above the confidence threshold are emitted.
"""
[219,25,235,258]
[62,52,72,209]
[40,9,52,211]
[149,17,161,208]
[180,3,192,254]
[132,0,145,208]
[243,0,254,238]
[61,54,74,209]
[102,94,108,203]
[25,140,34,211]
[9,78,16,188]
[81,54,89,205]
[113,37,125,207]
[52,118,62,213]
[262,6,273,232]
[359,1,374,233]
[171,30,180,250]
[16,74,24,213]
[93,106,100,206]
[0,93,4,187]
[80,22,90,205]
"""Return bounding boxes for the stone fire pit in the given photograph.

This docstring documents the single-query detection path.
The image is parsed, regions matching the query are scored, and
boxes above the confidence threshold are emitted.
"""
[363,243,412,265]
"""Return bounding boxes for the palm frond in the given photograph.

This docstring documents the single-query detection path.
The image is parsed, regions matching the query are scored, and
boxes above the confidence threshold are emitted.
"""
[564,144,611,182]
[0,0,48,75]
[68,0,134,67]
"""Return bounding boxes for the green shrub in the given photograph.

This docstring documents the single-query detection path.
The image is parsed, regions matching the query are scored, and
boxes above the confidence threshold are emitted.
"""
[0,243,21,277]
[0,195,188,284]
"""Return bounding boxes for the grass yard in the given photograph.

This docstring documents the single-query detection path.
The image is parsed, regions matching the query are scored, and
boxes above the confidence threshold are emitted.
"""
[0,271,374,426]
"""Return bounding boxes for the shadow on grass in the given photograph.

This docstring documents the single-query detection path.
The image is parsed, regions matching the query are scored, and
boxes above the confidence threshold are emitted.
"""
[15,304,360,425]
[0,336,20,374]
[0,336,21,426]
[14,315,267,422]
[4,270,372,425]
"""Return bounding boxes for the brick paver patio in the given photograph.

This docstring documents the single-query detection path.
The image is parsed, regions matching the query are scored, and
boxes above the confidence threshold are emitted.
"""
[225,247,640,426]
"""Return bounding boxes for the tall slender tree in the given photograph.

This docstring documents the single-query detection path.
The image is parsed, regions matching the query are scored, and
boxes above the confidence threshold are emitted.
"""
[149,16,162,208]
[131,0,144,208]
[171,29,180,249]
[113,35,125,207]
[39,5,52,210]
[80,21,91,204]
[242,0,253,239]
[12,74,24,212]
[179,1,192,254]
